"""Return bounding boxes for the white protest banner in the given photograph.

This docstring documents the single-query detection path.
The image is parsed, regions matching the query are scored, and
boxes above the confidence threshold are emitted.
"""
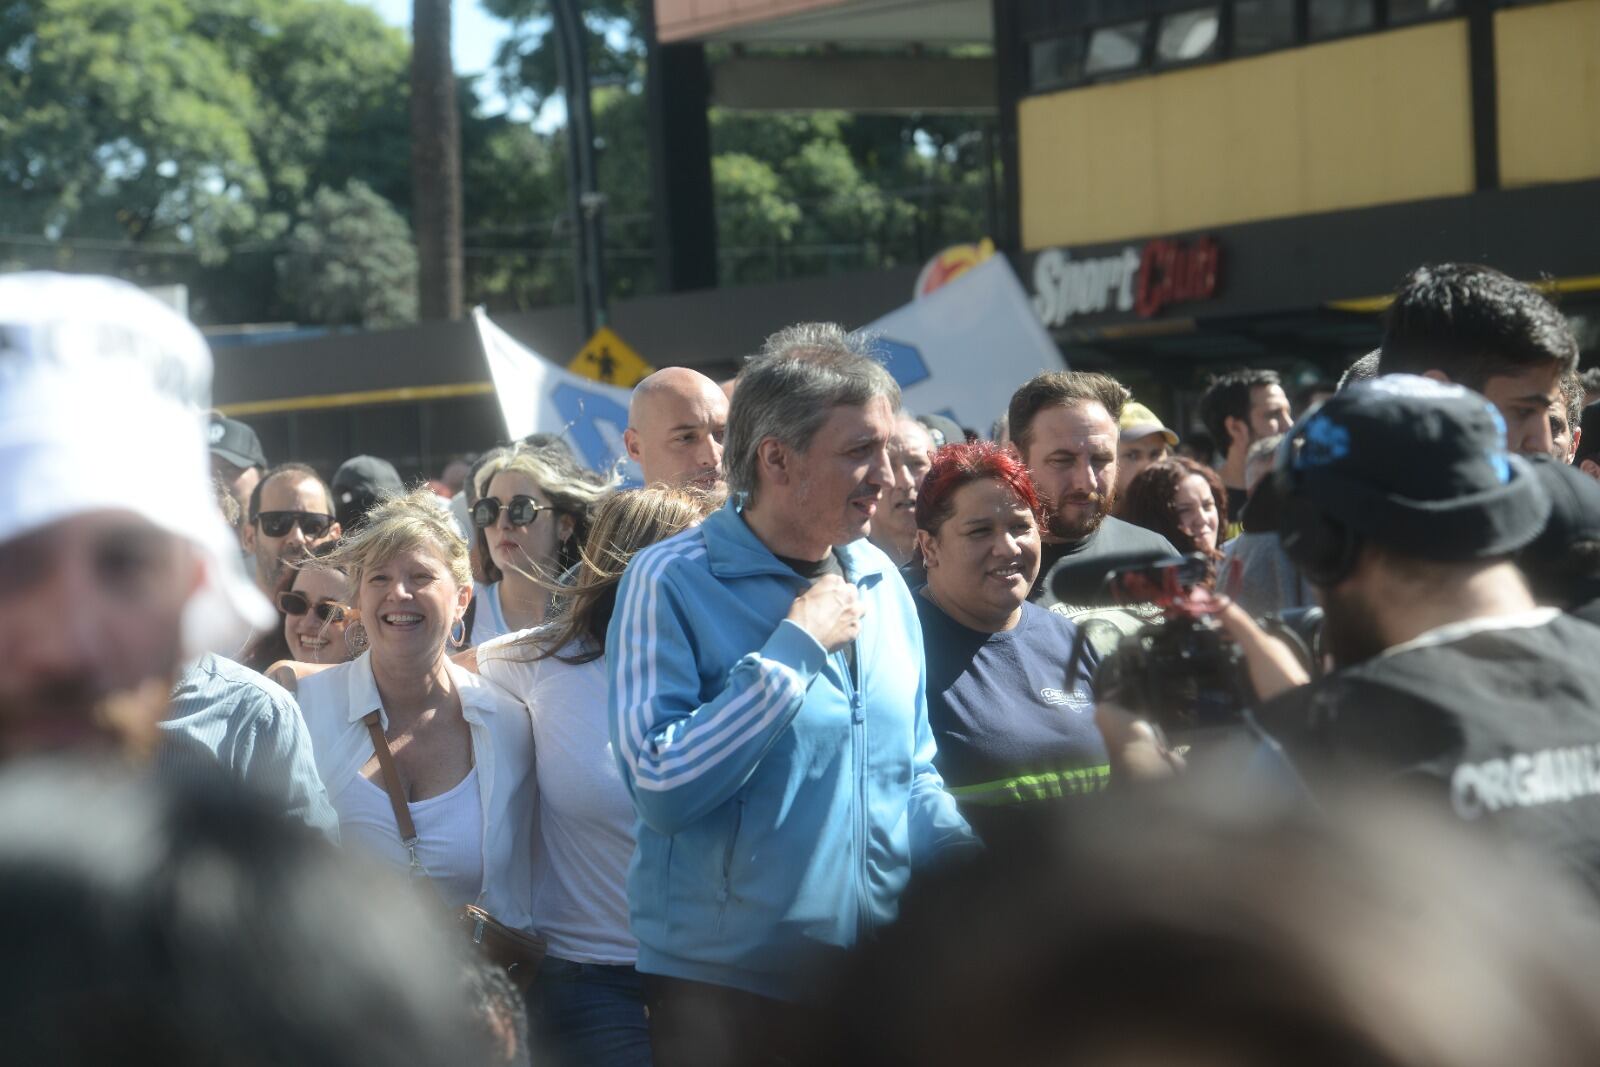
[473,307,635,475]
[859,256,1065,435]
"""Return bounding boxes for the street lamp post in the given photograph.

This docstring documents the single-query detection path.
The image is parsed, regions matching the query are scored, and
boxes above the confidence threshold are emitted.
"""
[550,0,608,336]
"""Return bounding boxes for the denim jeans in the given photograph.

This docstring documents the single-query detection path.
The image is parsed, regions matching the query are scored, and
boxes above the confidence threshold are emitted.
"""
[641,973,814,1067]
[529,957,652,1067]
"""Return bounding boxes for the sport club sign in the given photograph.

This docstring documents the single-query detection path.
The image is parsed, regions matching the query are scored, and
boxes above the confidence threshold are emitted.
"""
[1031,236,1220,328]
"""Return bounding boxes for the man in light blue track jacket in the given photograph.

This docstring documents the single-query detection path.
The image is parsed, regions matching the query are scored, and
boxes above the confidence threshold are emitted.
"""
[608,324,976,1065]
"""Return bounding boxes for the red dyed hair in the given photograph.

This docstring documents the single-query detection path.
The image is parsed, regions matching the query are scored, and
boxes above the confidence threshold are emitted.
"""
[915,441,1043,534]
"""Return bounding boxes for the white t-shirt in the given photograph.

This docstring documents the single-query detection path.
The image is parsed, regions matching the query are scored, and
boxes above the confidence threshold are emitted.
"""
[339,766,485,909]
[469,581,509,648]
[477,630,638,964]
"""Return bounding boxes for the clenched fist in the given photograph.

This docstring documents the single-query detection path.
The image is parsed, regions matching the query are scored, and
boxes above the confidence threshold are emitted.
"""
[785,573,863,653]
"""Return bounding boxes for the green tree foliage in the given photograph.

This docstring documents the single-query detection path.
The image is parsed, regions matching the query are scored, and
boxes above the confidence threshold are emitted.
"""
[0,0,997,326]
[0,0,265,256]
[0,0,418,323]
[481,0,998,293]
[706,107,990,286]
[480,0,640,109]
[461,109,570,309]
[276,181,418,327]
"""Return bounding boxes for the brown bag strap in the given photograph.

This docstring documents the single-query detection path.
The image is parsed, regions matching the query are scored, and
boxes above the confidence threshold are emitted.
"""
[363,711,420,849]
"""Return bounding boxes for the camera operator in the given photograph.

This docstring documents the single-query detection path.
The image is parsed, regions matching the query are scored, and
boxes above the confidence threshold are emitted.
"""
[1114,376,1600,890]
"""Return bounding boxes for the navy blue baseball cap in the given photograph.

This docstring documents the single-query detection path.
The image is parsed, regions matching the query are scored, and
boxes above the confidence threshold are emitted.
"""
[1242,374,1550,561]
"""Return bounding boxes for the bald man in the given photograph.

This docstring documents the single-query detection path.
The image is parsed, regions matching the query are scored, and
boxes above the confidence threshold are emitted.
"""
[625,367,729,491]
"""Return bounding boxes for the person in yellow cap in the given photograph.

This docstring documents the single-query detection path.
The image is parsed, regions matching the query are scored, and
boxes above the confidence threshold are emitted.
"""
[1115,401,1180,497]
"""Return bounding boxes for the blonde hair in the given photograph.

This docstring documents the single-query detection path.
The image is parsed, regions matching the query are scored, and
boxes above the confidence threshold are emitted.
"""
[319,487,471,591]
[471,443,616,582]
[495,485,720,664]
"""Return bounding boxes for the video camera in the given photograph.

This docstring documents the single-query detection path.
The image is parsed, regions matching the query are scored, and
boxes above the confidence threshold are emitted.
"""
[1057,552,1324,739]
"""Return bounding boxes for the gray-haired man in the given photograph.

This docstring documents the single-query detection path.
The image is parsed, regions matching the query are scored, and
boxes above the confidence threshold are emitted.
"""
[608,324,975,1066]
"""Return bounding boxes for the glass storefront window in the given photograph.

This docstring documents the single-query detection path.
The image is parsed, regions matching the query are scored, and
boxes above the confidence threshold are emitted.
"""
[1029,34,1087,91]
[1086,20,1148,76]
[1157,8,1220,64]
[1389,0,1457,23]
[1021,0,1465,97]
[1233,0,1296,54]
[1309,0,1376,39]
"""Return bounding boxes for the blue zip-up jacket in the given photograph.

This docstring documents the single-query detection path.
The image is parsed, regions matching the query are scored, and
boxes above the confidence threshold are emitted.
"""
[607,501,977,1000]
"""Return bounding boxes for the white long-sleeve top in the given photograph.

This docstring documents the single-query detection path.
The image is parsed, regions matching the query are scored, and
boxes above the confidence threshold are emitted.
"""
[298,652,537,932]
[477,631,638,964]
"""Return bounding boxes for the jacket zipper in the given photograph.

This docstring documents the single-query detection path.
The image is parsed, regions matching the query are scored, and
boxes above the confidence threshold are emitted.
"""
[840,635,870,938]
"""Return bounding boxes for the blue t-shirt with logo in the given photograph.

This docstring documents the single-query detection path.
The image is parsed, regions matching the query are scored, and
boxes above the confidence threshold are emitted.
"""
[916,592,1109,836]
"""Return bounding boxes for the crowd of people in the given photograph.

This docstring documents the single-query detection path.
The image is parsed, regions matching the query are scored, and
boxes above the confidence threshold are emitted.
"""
[7,260,1600,1065]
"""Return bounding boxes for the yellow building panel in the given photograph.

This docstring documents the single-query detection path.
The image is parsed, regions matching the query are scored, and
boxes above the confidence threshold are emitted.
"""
[1020,21,1475,250]
[1497,0,1600,187]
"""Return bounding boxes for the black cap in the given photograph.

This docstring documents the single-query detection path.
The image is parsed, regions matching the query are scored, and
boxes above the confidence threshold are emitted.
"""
[1519,454,1600,607]
[331,455,403,530]
[917,413,965,450]
[1521,453,1600,557]
[208,412,266,470]
[1242,375,1550,561]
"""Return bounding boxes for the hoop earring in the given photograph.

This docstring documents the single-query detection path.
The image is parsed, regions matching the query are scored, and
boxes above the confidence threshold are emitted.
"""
[451,617,467,649]
[344,620,369,656]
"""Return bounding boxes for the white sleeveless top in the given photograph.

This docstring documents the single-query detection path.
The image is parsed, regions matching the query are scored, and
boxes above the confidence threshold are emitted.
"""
[338,765,486,910]
[297,654,538,931]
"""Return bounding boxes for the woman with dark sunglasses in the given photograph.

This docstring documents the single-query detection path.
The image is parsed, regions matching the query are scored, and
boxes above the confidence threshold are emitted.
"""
[466,444,613,647]
[279,561,354,666]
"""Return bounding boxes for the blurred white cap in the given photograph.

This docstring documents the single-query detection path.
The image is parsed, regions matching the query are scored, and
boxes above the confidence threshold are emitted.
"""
[0,273,275,656]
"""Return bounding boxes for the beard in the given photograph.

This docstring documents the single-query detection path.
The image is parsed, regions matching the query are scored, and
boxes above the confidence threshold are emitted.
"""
[1318,583,1389,669]
[1046,485,1116,542]
[259,544,311,594]
[0,673,173,763]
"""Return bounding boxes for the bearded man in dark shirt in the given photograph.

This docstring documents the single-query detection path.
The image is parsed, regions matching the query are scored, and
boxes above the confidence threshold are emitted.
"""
[1006,371,1175,605]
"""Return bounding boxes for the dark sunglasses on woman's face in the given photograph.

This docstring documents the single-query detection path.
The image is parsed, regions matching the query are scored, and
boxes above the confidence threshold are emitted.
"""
[472,495,550,529]
[277,591,349,624]
[255,510,335,538]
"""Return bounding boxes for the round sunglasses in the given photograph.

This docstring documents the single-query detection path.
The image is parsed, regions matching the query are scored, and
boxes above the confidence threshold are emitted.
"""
[255,510,335,538]
[277,591,350,624]
[472,495,553,529]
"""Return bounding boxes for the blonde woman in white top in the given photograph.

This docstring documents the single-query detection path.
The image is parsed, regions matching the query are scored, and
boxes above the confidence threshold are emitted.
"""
[471,485,716,1067]
[286,488,536,932]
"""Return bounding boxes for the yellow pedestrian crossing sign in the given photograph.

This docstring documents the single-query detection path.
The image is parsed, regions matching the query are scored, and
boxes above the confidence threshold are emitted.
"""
[569,327,652,387]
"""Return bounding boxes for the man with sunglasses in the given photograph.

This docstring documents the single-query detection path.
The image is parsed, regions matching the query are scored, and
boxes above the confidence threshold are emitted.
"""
[244,463,342,599]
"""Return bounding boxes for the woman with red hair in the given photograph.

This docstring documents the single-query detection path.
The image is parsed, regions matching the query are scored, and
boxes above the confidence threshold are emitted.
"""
[915,442,1108,840]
